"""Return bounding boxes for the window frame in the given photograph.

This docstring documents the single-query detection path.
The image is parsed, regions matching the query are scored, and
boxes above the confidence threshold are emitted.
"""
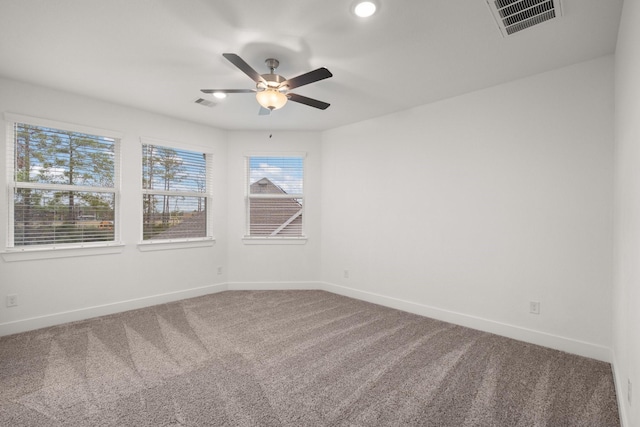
[243,152,307,244]
[138,137,214,249]
[3,113,123,258]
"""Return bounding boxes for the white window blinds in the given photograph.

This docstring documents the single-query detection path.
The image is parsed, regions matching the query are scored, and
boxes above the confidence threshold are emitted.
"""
[7,117,120,247]
[246,156,305,237]
[142,141,211,241]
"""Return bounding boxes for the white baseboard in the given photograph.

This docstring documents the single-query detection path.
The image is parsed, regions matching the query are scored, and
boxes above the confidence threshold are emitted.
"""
[227,281,321,291]
[0,282,228,337]
[0,280,612,364]
[320,282,612,363]
[610,351,629,427]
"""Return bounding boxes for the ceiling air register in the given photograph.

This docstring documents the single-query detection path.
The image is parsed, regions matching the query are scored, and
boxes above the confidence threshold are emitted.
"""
[486,0,562,36]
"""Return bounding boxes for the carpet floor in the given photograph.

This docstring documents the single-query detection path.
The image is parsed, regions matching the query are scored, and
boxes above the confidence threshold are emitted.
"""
[0,290,620,426]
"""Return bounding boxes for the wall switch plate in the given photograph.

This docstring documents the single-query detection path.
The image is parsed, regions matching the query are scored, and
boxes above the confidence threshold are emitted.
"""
[529,301,540,315]
[343,269,349,279]
[6,294,18,307]
[217,266,223,275]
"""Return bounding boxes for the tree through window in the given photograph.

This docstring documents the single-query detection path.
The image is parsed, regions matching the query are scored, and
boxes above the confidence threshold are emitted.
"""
[142,141,211,241]
[8,119,119,247]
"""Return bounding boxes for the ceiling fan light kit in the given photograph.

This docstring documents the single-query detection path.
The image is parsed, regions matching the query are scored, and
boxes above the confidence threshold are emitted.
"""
[256,89,288,110]
[201,53,332,114]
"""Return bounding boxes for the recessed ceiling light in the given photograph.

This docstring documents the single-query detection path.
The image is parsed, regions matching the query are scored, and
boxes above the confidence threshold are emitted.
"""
[213,92,227,99]
[353,1,377,18]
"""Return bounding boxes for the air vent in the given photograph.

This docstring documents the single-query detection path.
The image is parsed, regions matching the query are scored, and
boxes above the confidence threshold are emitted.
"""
[194,98,215,107]
[487,0,562,37]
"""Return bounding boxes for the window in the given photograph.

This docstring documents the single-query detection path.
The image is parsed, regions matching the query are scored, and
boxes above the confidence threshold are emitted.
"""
[246,155,305,238]
[6,115,120,248]
[142,140,212,241]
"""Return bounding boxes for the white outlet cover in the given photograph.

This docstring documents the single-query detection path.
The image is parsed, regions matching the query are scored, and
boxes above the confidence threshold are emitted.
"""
[529,301,540,314]
[6,294,18,307]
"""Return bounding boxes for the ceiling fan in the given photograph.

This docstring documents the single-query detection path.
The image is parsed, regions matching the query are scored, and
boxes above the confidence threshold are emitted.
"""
[201,53,333,114]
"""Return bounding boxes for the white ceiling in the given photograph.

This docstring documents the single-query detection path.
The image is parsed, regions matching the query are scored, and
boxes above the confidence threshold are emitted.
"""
[0,0,622,131]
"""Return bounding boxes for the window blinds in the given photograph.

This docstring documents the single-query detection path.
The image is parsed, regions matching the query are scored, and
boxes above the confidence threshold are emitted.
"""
[142,142,210,241]
[9,121,118,246]
[246,156,304,237]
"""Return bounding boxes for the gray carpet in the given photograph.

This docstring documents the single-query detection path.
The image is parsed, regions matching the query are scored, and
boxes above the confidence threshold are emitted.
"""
[0,290,620,426]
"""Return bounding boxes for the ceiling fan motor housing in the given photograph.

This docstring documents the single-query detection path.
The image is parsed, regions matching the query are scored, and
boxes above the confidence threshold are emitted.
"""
[259,58,289,91]
[258,73,287,91]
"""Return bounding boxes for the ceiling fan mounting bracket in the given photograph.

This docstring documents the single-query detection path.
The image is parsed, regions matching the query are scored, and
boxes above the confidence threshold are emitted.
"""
[264,58,280,72]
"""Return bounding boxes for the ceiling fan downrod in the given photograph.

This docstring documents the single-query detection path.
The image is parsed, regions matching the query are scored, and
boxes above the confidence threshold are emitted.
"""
[265,58,279,73]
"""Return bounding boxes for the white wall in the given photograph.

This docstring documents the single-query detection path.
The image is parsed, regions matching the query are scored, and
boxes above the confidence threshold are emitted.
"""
[321,56,615,361]
[613,0,640,424]
[0,53,620,379]
[0,79,324,333]
[0,78,228,334]
[225,131,322,287]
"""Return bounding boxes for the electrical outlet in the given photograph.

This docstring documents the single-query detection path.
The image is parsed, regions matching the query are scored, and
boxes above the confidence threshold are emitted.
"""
[629,379,633,405]
[217,266,223,275]
[6,294,18,307]
[529,301,540,315]
[343,269,349,279]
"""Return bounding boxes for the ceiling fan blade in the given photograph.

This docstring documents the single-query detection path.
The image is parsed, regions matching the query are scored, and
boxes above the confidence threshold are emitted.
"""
[201,89,256,94]
[258,107,271,116]
[283,67,332,90]
[287,93,330,110]
[223,53,265,84]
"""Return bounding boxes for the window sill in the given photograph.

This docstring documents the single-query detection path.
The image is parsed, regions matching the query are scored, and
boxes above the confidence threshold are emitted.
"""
[1,242,125,262]
[242,237,307,245]
[137,237,215,252]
